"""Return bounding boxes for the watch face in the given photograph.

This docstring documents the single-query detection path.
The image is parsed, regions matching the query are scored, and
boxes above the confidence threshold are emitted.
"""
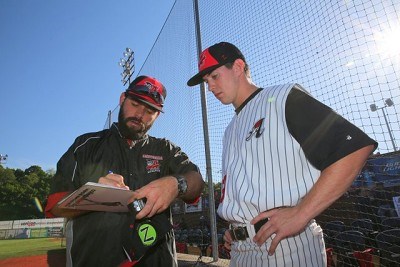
[181,179,188,193]
[177,176,188,195]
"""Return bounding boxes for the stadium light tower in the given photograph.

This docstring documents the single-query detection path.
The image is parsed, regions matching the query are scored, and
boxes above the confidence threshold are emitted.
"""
[370,98,397,151]
[0,154,8,165]
[104,48,135,130]
[118,47,135,86]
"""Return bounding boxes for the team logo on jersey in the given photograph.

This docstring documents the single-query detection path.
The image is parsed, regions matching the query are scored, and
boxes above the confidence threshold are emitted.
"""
[246,118,265,141]
[144,158,161,173]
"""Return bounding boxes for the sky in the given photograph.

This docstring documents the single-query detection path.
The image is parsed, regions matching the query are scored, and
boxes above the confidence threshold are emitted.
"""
[1,1,399,173]
[0,0,175,171]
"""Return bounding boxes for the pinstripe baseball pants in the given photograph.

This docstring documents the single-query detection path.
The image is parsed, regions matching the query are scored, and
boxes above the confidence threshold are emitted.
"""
[229,220,326,267]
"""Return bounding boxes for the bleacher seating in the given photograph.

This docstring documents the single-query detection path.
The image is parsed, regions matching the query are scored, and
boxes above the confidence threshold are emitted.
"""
[334,230,370,266]
[375,228,400,267]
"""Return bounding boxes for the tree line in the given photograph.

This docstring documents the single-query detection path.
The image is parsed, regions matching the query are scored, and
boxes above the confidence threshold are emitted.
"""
[0,165,54,220]
[0,164,223,221]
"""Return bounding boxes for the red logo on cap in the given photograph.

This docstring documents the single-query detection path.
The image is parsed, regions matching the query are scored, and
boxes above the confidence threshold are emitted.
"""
[198,48,219,72]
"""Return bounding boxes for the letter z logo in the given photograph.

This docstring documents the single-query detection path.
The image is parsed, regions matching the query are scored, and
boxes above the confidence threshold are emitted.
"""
[246,118,265,141]
[138,222,157,246]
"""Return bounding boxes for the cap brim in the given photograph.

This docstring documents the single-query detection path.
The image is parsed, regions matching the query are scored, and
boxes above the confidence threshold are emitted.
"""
[187,64,224,86]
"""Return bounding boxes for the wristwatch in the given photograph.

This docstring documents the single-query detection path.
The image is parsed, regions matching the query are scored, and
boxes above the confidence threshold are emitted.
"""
[173,175,188,196]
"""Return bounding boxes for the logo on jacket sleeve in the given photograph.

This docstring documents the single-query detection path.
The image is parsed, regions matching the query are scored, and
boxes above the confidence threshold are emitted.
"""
[246,118,265,141]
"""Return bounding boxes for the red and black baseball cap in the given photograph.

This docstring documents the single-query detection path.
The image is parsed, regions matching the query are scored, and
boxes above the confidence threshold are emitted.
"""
[125,75,167,112]
[187,42,246,86]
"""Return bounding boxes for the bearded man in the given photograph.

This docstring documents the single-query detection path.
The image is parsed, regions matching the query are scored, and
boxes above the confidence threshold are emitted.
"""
[45,75,204,267]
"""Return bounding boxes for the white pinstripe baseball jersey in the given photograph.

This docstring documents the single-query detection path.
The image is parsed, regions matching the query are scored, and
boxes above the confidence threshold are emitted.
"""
[217,83,320,223]
[217,83,326,266]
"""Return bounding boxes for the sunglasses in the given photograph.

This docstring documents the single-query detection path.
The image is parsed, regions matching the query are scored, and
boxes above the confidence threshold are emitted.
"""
[126,85,165,106]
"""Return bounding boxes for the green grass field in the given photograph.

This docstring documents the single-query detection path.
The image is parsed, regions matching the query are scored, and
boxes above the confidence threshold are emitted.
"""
[0,238,65,259]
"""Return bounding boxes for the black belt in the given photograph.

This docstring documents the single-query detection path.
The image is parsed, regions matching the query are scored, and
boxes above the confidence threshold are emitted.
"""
[229,226,249,241]
[229,217,271,241]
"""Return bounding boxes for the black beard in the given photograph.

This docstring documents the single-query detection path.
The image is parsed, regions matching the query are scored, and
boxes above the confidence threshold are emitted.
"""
[118,108,152,140]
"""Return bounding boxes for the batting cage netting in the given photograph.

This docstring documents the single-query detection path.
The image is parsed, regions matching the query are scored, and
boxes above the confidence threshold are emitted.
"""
[104,0,400,265]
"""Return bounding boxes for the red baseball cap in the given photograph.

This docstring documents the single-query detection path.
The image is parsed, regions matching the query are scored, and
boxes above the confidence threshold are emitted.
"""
[187,42,246,86]
[125,76,167,112]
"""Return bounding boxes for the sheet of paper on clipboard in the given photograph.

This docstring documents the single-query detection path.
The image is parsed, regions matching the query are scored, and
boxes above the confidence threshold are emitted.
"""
[57,182,135,212]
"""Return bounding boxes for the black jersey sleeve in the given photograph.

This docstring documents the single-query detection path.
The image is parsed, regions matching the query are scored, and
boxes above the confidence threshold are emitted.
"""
[285,88,377,171]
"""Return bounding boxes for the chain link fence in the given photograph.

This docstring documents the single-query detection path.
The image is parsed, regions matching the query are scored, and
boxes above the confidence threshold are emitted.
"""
[105,1,400,265]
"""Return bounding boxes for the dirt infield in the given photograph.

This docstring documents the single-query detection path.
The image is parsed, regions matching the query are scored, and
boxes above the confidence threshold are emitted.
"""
[0,255,62,267]
[0,249,66,267]
[0,250,229,267]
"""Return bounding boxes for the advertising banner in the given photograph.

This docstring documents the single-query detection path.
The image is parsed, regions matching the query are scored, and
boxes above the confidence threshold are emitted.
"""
[185,197,202,213]
[353,151,400,188]
[12,218,64,229]
[0,221,13,230]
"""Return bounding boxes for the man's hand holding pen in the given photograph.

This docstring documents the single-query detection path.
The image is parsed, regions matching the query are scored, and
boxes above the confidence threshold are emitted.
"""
[98,171,129,190]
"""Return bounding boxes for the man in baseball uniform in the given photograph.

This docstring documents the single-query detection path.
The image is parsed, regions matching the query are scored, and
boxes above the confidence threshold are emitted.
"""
[187,42,377,266]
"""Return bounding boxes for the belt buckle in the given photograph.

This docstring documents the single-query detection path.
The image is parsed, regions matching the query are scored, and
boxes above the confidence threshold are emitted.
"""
[230,226,248,241]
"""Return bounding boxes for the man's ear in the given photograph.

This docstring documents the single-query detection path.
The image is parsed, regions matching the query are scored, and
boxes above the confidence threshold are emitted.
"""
[119,92,126,105]
[233,58,246,74]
